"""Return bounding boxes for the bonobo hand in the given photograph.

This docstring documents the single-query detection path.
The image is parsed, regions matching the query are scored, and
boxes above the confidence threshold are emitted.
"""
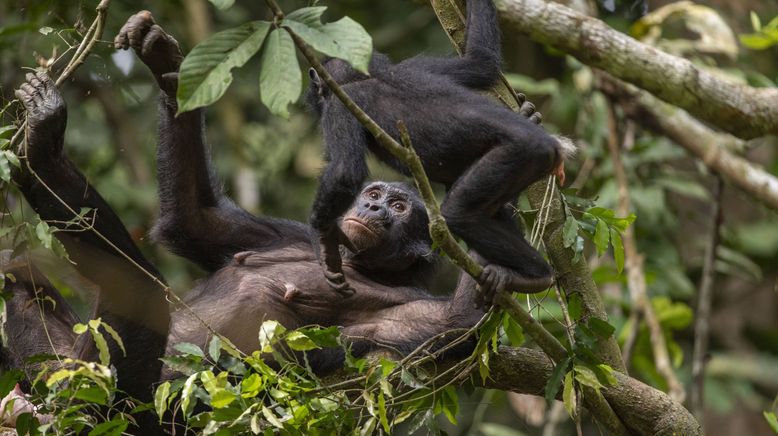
[516,92,543,125]
[317,226,358,297]
[475,264,554,309]
[14,71,66,163]
[114,11,183,85]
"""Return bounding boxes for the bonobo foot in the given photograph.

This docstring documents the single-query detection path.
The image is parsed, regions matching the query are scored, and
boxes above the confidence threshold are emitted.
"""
[516,92,543,125]
[317,226,358,297]
[114,11,183,85]
[475,264,554,308]
[14,71,66,163]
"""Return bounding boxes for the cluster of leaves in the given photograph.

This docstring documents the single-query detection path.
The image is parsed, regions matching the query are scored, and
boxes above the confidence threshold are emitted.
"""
[560,190,636,272]
[152,320,465,435]
[0,319,131,435]
[176,6,371,118]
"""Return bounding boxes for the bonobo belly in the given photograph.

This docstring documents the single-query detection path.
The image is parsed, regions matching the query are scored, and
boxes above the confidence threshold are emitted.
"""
[167,248,427,355]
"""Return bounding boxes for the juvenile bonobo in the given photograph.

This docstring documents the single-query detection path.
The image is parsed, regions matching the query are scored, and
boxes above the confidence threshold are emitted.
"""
[306,0,574,303]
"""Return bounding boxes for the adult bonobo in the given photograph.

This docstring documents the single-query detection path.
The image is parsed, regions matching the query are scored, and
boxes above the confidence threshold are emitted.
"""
[306,0,574,303]
[3,11,488,433]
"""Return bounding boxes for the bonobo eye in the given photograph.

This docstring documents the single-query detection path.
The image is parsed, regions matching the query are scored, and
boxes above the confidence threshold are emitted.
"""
[391,201,407,213]
[366,190,381,201]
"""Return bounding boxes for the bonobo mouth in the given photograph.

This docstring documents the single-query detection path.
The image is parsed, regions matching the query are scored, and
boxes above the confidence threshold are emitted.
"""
[341,217,382,251]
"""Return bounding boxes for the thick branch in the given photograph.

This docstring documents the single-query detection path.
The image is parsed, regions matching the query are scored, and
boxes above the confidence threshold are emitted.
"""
[600,75,778,211]
[485,347,701,435]
[495,0,778,139]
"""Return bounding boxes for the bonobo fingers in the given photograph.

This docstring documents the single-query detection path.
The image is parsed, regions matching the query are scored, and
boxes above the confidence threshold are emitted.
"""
[476,264,555,309]
[529,112,543,125]
[318,227,356,297]
[519,101,536,118]
[115,11,183,78]
[15,71,65,136]
[515,92,527,106]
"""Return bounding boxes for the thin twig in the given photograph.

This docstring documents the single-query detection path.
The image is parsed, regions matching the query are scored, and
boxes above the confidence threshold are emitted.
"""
[690,176,724,422]
[605,102,685,402]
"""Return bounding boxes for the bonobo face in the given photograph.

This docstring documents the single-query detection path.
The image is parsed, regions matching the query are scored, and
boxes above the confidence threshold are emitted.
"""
[340,182,429,254]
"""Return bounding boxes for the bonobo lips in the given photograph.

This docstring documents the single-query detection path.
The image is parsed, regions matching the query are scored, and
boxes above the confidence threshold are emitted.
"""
[342,217,382,251]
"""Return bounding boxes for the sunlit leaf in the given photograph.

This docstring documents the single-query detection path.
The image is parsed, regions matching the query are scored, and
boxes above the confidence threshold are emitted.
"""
[563,371,576,418]
[154,381,171,423]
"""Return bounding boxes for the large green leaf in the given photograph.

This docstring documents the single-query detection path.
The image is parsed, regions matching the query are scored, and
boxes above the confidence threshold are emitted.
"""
[177,21,271,113]
[285,7,372,74]
[260,28,302,119]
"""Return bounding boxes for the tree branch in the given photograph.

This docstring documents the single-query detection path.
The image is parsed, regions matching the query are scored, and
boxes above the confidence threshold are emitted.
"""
[600,74,778,211]
[495,0,778,139]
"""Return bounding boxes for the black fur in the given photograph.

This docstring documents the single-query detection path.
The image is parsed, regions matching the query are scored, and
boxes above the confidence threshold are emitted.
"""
[307,0,562,299]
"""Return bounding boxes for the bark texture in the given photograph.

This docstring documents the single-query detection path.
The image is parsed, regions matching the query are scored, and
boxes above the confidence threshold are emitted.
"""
[495,0,778,139]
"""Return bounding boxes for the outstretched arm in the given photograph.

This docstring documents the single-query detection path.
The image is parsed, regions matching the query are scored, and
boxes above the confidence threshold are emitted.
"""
[115,11,310,272]
[400,0,501,88]
[13,72,168,411]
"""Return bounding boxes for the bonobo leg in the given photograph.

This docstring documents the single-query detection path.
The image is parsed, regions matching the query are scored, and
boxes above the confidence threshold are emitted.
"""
[442,131,556,307]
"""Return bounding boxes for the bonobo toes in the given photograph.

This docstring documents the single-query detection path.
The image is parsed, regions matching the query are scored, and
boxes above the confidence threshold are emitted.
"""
[114,11,183,79]
[317,226,357,297]
[475,264,554,308]
[14,71,66,158]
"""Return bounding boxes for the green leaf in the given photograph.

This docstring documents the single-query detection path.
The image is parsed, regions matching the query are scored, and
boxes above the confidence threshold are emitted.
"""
[240,373,262,398]
[181,373,199,417]
[177,21,271,113]
[208,0,234,10]
[73,323,88,335]
[611,229,624,274]
[262,406,284,429]
[545,356,571,401]
[0,151,20,182]
[89,325,111,365]
[173,342,205,358]
[35,220,53,249]
[567,292,583,321]
[501,314,525,347]
[574,364,603,391]
[100,321,126,357]
[74,386,108,405]
[377,391,390,432]
[588,318,615,338]
[259,320,286,352]
[208,336,221,362]
[285,9,372,74]
[739,33,776,50]
[562,215,579,249]
[87,417,128,436]
[260,28,301,119]
[211,389,236,408]
[751,11,762,31]
[154,381,171,423]
[594,219,610,256]
[0,125,16,138]
[285,330,319,351]
[563,371,576,418]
